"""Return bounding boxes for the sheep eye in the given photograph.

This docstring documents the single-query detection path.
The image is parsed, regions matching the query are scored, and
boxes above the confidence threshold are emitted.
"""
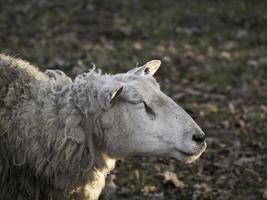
[143,102,156,119]
[129,100,155,119]
[129,99,143,105]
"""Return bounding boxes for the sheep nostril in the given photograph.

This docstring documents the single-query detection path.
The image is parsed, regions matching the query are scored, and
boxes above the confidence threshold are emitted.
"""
[192,134,205,143]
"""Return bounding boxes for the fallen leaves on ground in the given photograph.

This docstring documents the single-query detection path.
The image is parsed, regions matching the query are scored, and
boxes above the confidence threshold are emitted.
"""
[158,171,185,189]
[263,190,267,199]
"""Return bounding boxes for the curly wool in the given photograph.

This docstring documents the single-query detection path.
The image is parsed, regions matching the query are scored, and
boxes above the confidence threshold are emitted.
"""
[0,54,115,200]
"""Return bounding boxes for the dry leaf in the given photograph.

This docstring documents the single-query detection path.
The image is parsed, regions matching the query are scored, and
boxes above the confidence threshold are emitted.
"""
[222,41,237,50]
[207,103,218,113]
[133,42,143,50]
[154,164,161,172]
[142,185,156,193]
[160,171,185,189]
[228,103,235,114]
[260,105,267,113]
[220,51,232,61]
[199,110,205,117]
[191,102,200,109]
[263,190,267,199]
[247,60,258,68]
[194,183,211,193]
[134,169,140,181]
[222,120,230,129]
[184,44,193,51]
[168,44,178,54]
[155,45,166,53]
[257,57,267,68]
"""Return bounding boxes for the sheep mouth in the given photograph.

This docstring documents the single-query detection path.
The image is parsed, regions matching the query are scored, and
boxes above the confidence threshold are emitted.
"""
[176,149,195,157]
[172,145,206,163]
[175,148,202,157]
[175,141,207,157]
[171,150,197,164]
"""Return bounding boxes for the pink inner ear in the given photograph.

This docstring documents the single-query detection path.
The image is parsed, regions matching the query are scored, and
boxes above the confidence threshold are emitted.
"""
[144,60,161,75]
[115,86,123,97]
[110,86,123,104]
[127,60,161,75]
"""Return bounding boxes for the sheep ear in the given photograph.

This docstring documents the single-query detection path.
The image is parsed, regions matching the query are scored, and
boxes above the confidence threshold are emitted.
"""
[127,60,161,76]
[99,86,123,109]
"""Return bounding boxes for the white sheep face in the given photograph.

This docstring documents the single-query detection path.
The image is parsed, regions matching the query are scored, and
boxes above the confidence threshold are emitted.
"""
[98,60,206,163]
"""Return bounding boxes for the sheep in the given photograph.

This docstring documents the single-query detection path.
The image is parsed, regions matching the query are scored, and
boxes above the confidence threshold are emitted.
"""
[0,54,206,200]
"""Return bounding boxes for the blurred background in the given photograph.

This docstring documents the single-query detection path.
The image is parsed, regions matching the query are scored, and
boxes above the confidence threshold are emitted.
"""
[1,0,267,199]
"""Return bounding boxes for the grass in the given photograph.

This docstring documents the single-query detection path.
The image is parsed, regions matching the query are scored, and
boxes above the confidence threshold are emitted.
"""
[0,0,267,199]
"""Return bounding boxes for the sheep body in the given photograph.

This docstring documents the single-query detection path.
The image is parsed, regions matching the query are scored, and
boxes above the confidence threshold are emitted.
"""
[0,54,207,200]
[0,54,114,200]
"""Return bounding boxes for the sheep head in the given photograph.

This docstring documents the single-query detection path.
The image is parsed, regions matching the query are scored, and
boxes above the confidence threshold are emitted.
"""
[97,60,206,164]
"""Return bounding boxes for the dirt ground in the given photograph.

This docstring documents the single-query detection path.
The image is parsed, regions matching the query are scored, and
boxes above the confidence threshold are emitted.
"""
[0,0,267,199]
